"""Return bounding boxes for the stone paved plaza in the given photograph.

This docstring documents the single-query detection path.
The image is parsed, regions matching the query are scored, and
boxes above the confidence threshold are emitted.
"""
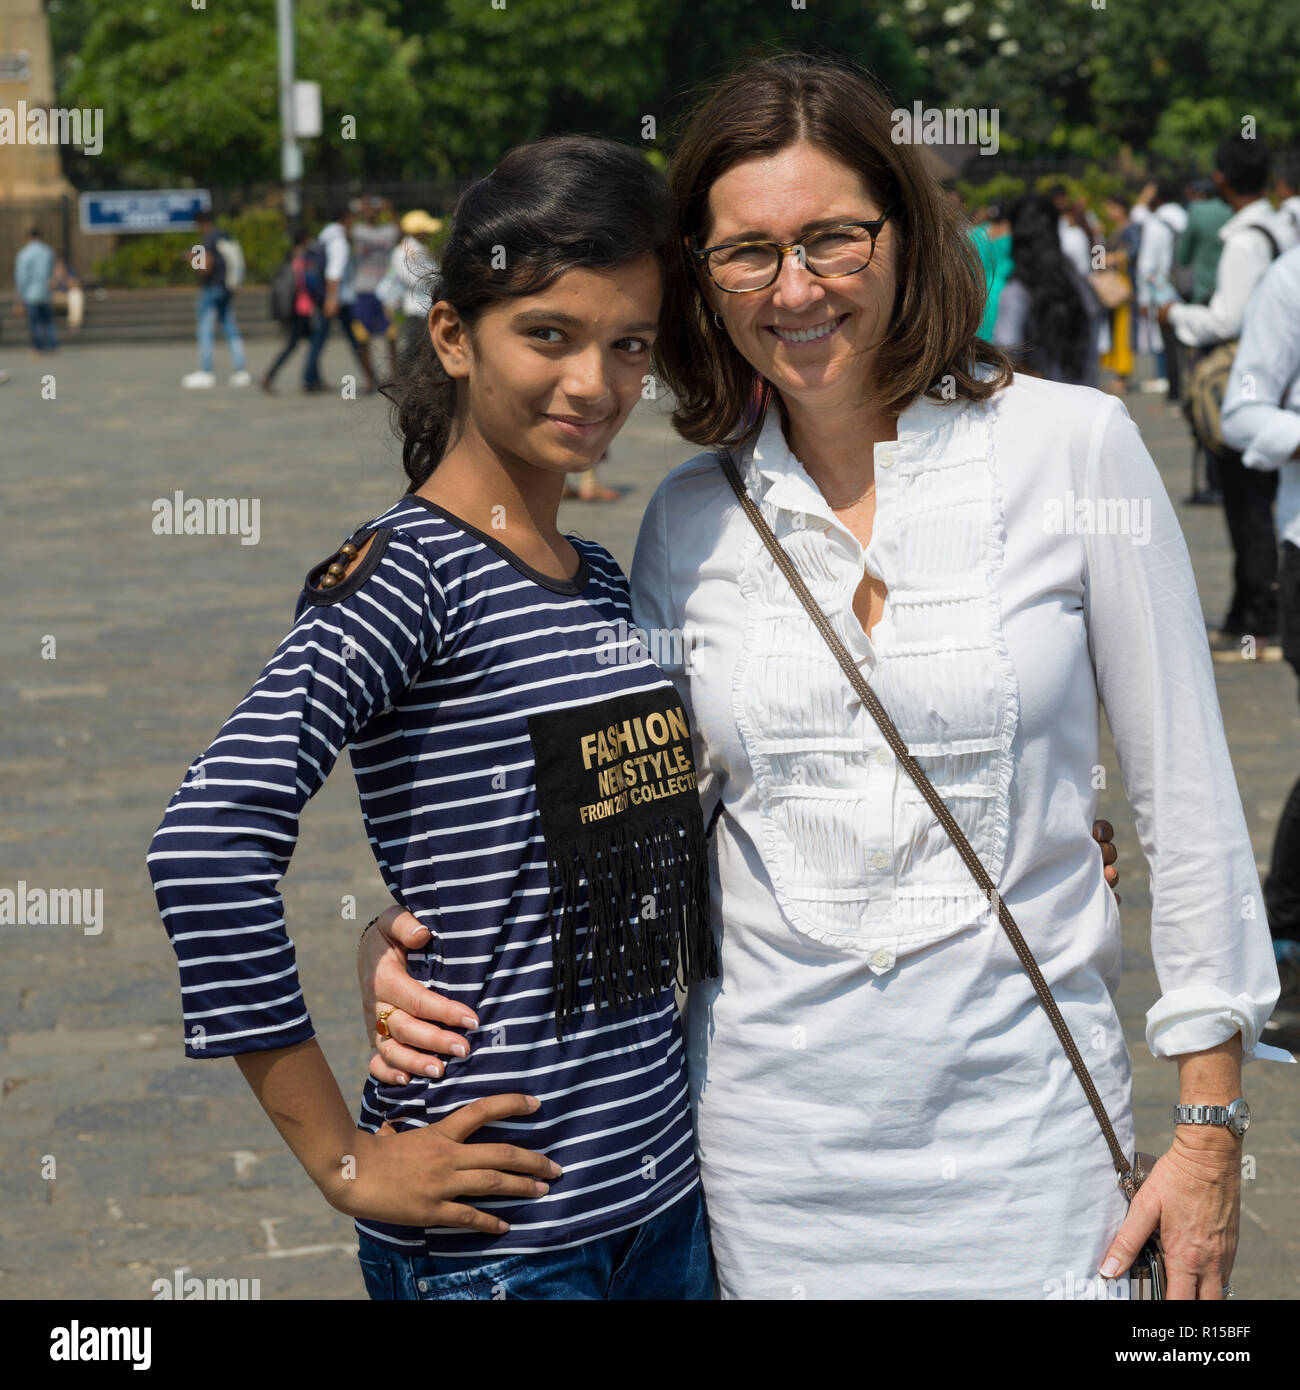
[2,336,1296,1299]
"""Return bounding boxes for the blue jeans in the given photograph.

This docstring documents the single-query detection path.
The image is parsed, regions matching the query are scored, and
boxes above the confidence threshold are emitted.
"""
[357,1184,714,1300]
[197,284,246,373]
[303,302,366,386]
[24,300,56,352]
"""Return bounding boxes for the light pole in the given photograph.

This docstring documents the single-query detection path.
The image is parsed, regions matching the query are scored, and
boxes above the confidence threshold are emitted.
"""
[276,0,302,217]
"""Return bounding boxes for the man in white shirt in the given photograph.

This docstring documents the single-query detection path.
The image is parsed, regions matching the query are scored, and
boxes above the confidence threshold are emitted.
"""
[1162,136,1292,650]
[1161,137,1294,349]
[1222,245,1300,1034]
[303,204,376,393]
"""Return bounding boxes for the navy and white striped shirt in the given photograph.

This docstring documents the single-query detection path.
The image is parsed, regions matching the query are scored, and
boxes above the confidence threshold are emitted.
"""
[147,493,700,1255]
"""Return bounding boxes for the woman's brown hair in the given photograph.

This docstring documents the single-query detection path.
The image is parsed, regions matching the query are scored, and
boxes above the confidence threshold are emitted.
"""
[655,50,1013,451]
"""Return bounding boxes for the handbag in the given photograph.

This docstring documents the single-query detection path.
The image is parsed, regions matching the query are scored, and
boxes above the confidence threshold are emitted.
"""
[1089,267,1132,310]
[718,449,1166,1299]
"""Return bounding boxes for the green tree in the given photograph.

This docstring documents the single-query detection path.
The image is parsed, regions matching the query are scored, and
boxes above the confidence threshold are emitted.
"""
[415,0,661,173]
[653,0,922,128]
[1089,1,1300,163]
[51,0,928,186]
[887,0,1107,159]
[56,0,423,187]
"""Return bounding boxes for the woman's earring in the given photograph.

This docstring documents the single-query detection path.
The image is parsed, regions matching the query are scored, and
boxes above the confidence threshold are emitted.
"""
[713,310,724,329]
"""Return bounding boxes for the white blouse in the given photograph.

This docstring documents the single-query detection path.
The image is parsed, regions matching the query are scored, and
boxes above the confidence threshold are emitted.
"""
[629,372,1287,1300]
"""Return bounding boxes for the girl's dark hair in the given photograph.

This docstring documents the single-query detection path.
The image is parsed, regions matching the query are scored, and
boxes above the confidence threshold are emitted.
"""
[1007,193,1089,383]
[654,51,1013,452]
[386,135,676,491]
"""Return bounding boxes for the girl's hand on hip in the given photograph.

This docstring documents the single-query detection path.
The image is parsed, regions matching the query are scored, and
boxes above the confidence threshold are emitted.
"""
[358,904,479,1084]
[327,1095,562,1232]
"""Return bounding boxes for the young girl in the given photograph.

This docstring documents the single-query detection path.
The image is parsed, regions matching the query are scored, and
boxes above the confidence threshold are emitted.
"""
[147,135,717,1301]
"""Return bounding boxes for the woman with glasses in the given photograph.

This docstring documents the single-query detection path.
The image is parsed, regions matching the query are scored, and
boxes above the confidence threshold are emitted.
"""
[358,52,1282,1299]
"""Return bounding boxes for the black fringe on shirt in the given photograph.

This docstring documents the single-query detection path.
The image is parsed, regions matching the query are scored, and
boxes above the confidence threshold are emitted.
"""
[545,809,717,1039]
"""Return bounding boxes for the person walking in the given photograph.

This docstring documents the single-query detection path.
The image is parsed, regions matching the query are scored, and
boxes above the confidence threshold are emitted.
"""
[993,193,1103,385]
[970,199,1013,344]
[1222,243,1300,1040]
[1175,179,1232,308]
[377,208,441,369]
[182,211,251,389]
[1162,135,1297,656]
[1099,195,1139,392]
[351,195,400,383]
[14,225,57,354]
[260,227,322,394]
[303,204,374,394]
[1133,181,1188,399]
[1162,137,1297,350]
[1049,183,1093,278]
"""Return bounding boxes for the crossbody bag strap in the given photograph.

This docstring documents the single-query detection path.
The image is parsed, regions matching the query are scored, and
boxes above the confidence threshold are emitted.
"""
[718,450,1136,1192]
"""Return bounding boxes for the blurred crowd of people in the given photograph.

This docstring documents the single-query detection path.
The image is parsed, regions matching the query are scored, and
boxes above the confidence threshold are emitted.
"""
[967,134,1300,1035]
[179,194,442,395]
[179,195,622,500]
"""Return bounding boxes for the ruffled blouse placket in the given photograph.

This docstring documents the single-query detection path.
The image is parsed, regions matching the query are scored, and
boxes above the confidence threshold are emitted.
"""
[730,399,1021,971]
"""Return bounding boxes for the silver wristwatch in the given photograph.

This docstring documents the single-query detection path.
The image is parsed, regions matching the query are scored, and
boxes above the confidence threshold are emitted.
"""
[1172,1097,1250,1137]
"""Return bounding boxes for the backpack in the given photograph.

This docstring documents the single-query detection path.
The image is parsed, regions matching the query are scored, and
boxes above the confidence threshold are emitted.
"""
[214,234,245,291]
[1184,223,1281,457]
[269,257,297,323]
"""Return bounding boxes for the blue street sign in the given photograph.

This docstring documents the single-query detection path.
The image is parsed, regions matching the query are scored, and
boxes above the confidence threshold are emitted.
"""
[78,190,212,234]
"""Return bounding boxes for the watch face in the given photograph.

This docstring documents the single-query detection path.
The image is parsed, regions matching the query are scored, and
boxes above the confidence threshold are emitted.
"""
[1229,1099,1251,1136]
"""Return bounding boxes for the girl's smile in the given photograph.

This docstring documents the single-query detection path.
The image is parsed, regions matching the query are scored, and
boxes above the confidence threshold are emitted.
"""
[542,410,616,439]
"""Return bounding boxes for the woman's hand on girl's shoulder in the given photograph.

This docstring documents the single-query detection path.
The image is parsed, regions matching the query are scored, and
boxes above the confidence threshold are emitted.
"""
[358,905,479,1083]
[1093,819,1121,903]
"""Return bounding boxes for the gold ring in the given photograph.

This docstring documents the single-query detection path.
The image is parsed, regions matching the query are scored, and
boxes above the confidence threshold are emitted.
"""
[376,1006,397,1039]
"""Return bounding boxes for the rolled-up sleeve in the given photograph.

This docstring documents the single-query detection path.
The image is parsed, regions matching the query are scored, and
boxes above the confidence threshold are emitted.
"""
[1080,396,1289,1063]
[1221,250,1300,471]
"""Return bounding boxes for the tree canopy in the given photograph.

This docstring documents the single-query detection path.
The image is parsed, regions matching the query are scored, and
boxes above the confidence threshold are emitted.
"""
[46,0,1299,189]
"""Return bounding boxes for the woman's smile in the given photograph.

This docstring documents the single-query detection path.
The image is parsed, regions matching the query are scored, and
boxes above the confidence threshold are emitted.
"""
[767,311,850,346]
